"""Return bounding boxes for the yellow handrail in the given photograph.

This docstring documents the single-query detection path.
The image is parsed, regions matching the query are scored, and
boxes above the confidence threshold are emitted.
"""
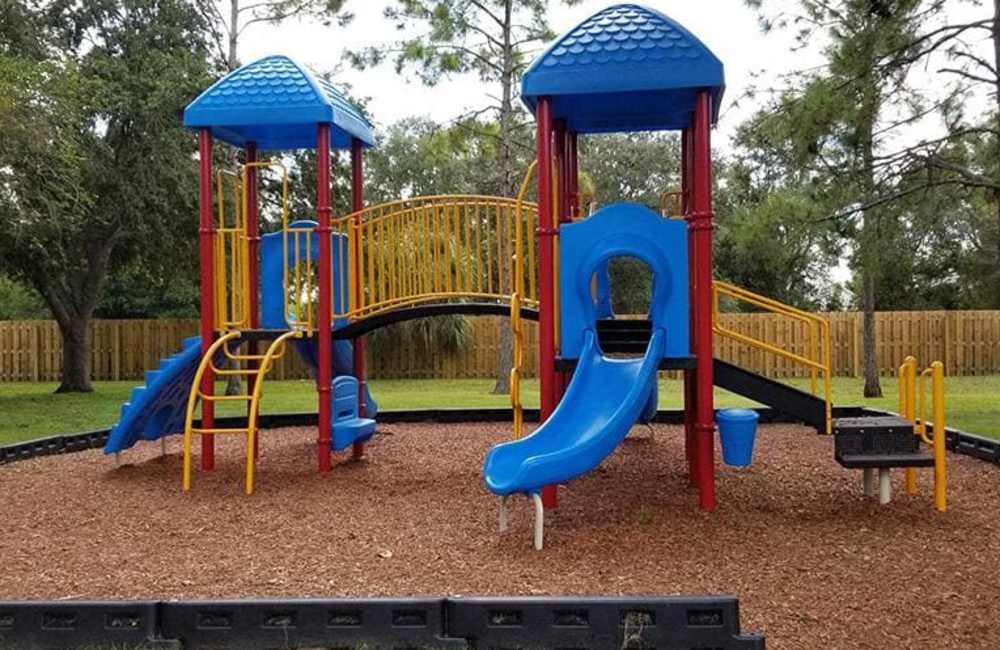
[918,361,947,512]
[182,330,302,495]
[511,162,538,439]
[712,281,833,434]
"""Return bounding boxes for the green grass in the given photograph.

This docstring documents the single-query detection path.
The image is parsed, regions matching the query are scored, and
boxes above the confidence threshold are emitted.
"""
[0,375,998,446]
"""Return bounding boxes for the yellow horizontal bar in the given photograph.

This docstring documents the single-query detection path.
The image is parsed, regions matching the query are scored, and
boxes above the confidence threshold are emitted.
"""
[198,394,253,402]
[189,427,250,435]
[714,281,826,326]
[713,324,828,372]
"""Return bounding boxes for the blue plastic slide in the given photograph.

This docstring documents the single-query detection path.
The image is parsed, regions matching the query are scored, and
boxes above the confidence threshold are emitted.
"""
[104,336,205,454]
[483,328,665,496]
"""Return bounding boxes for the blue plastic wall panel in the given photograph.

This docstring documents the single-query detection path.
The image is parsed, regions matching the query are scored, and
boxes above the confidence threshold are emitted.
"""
[521,4,724,132]
[260,221,352,330]
[103,336,205,455]
[259,223,378,418]
[559,202,689,359]
[183,55,375,150]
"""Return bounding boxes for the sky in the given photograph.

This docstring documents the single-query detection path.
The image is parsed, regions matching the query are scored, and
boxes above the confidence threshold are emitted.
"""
[234,1,821,148]
[232,0,991,150]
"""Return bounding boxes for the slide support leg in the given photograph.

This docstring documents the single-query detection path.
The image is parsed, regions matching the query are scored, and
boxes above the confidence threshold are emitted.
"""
[532,493,544,551]
[499,497,509,533]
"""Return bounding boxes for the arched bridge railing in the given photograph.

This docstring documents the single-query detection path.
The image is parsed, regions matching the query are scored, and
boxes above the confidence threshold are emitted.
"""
[333,195,539,322]
[212,160,541,332]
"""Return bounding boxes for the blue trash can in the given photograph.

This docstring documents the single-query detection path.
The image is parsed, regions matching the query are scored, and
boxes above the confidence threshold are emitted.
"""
[717,408,759,467]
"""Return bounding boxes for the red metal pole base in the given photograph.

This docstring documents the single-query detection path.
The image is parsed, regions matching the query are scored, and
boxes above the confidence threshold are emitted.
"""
[541,485,558,509]
[352,441,366,460]
[200,432,214,471]
[695,422,716,511]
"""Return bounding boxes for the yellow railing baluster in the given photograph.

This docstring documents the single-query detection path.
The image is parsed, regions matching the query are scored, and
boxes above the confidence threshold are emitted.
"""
[330,194,537,322]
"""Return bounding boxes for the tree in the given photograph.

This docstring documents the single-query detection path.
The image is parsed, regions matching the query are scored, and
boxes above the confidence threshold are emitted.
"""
[0,275,47,320]
[198,0,352,71]
[744,0,956,397]
[350,0,579,394]
[887,1,1000,306]
[0,0,214,392]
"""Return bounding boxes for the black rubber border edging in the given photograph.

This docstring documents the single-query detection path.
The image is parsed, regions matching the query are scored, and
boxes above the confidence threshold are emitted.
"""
[0,596,765,650]
[1,406,997,468]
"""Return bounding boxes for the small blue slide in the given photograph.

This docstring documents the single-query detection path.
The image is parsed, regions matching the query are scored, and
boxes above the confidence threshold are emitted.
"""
[483,203,688,516]
[484,329,664,496]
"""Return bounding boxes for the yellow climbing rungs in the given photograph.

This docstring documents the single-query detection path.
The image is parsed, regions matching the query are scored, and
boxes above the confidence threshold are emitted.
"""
[182,329,303,495]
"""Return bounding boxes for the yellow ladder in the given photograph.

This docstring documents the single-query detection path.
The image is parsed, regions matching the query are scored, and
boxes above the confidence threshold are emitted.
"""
[182,329,302,495]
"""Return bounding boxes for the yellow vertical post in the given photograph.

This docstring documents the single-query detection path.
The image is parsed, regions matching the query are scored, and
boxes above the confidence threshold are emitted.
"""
[902,355,918,495]
[931,361,947,512]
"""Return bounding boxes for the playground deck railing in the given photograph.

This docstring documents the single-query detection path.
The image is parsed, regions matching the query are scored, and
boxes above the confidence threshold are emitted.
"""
[338,194,539,322]
[712,281,833,434]
[211,160,541,333]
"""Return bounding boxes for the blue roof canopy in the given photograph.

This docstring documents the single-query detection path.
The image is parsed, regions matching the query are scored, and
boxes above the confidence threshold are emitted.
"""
[183,55,375,150]
[521,4,725,134]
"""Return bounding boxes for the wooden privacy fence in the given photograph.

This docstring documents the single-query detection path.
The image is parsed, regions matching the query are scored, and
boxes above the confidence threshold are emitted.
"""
[1,310,999,382]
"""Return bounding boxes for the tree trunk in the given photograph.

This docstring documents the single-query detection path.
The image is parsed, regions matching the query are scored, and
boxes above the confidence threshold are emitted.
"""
[858,22,882,399]
[228,0,240,70]
[56,316,93,393]
[861,270,881,397]
[993,0,1000,307]
[492,0,515,395]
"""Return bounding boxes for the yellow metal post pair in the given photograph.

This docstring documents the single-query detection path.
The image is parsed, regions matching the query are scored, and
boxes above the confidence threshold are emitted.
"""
[898,356,947,512]
[182,330,302,495]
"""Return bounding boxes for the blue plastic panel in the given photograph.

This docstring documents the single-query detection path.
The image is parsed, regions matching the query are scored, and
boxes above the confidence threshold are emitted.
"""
[559,202,689,359]
[259,222,378,418]
[521,4,724,132]
[184,55,375,150]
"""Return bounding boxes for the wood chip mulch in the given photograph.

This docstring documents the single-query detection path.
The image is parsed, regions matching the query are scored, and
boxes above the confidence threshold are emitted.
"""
[1,422,999,648]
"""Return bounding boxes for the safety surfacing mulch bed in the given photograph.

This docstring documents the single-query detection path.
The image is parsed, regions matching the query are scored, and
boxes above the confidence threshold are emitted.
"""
[1,422,998,649]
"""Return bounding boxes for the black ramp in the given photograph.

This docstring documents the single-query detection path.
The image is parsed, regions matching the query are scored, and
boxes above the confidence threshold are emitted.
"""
[713,359,826,431]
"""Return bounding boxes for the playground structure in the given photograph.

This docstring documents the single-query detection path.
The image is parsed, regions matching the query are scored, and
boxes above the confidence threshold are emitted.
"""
[102,4,949,548]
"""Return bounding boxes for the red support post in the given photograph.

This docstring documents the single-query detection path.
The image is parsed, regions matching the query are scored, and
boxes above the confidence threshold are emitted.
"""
[691,91,716,511]
[245,144,261,460]
[536,98,558,509]
[197,129,216,471]
[682,128,697,485]
[350,137,367,461]
[316,124,333,472]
